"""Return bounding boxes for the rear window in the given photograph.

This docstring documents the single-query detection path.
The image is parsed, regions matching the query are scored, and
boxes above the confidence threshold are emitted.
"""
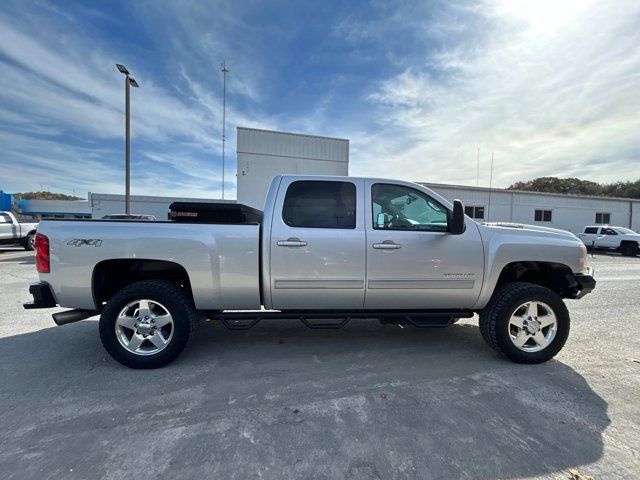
[584,227,599,234]
[282,181,356,229]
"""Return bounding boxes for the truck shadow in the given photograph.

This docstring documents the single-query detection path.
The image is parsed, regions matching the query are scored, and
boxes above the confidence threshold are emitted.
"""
[0,318,608,479]
[0,254,35,265]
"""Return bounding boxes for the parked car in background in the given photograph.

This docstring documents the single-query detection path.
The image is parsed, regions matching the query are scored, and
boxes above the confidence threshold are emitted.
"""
[0,211,38,250]
[25,175,595,368]
[101,214,156,221]
[578,226,640,256]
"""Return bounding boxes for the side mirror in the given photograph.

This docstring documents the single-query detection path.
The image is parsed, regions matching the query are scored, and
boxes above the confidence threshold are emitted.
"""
[450,199,465,235]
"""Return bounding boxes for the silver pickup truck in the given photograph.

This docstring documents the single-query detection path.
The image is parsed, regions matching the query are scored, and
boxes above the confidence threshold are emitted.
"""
[24,175,595,368]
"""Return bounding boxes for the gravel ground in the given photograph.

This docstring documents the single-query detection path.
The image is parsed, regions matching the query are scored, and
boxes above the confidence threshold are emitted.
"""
[0,247,639,479]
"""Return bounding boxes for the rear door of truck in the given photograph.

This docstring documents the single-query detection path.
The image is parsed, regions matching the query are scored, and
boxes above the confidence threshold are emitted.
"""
[269,177,366,310]
[0,212,15,241]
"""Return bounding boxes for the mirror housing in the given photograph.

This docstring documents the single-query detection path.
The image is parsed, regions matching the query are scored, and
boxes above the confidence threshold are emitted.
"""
[449,199,465,235]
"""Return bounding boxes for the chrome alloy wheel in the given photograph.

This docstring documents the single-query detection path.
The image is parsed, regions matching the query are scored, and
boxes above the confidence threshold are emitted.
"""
[508,301,557,353]
[115,299,174,355]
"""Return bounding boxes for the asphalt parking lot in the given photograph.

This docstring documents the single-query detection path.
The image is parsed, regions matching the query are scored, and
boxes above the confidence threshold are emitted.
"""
[1,248,639,479]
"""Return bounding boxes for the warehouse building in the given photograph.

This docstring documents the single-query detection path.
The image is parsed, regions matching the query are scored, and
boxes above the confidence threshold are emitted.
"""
[423,183,640,234]
[236,127,349,209]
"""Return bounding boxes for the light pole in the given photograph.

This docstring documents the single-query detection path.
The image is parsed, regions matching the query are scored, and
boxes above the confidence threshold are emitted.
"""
[220,61,229,200]
[116,64,139,214]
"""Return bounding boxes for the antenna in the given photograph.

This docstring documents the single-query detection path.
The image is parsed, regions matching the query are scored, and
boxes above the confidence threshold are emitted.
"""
[221,60,229,200]
[487,152,494,221]
[476,147,480,186]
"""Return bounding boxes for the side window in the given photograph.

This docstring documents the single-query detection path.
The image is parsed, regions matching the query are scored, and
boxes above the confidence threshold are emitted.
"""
[0,213,11,223]
[584,227,598,234]
[534,209,552,222]
[464,205,485,220]
[603,228,617,235]
[372,183,448,232]
[282,181,356,229]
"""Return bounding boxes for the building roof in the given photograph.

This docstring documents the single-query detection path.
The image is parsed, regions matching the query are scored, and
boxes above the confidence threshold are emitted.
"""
[419,182,640,204]
[237,126,349,142]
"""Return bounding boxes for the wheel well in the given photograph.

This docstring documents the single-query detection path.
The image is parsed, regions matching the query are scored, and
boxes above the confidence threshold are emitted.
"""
[92,259,192,309]
[620,240,638,247]
[495,261,576,297]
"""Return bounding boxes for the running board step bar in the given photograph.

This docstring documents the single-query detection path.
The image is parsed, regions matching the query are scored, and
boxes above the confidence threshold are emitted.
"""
[208,310,474,331]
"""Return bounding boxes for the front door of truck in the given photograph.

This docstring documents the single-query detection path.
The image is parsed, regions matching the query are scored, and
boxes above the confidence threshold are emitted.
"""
[270,178,366,310]
[364,181,484,309]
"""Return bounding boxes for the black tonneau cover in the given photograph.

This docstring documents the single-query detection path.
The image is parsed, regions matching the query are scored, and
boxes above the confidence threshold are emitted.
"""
[169,202,263,225]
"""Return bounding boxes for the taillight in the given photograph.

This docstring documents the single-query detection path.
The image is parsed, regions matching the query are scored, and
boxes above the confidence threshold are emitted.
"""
[35,233,50,273]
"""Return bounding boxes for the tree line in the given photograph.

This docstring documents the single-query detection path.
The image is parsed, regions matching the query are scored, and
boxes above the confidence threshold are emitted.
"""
[508,177,640,199]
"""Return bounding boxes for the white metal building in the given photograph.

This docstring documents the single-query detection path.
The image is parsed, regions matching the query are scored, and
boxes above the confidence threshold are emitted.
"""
[236,127,349,209]
[423,183,640,234]
[90,193,232,219]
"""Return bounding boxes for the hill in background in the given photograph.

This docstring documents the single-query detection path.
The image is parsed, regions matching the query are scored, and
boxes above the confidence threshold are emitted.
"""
[508,177,640,199]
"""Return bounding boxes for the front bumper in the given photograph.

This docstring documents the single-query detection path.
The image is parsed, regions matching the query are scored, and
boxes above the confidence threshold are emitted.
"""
[570,266,596,299]
[23,282,57,309]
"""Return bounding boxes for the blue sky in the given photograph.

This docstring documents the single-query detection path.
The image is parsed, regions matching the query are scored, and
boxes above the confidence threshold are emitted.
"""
[1,0,639,199]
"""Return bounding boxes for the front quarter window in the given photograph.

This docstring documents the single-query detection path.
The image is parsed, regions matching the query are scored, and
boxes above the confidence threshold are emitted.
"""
[372,183,448,232]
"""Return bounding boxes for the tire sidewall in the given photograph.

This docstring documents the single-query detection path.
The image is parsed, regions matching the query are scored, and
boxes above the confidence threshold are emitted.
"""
[494,287,570,363]
[99,282,193,368]
[24,233,35,251]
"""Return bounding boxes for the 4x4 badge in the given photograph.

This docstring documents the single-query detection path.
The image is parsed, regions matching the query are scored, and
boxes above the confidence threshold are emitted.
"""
[67,239,103,247]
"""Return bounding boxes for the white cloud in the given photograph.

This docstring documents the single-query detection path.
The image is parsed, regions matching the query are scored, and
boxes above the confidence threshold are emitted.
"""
[349,0,640,187]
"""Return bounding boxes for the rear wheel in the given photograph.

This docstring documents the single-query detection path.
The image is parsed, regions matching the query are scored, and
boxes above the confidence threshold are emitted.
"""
[99,280,197,368]
[620,242,638,257]
[479,282,570,364]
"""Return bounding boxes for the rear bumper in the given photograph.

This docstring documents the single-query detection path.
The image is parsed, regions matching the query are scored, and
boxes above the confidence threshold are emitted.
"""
[570,267,596,299]
[23,282,57,309]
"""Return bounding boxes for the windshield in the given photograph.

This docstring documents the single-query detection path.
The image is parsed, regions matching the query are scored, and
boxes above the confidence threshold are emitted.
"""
[615,227,636,234]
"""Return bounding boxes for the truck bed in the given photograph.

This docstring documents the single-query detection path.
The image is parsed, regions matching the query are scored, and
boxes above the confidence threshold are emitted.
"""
[36,219,261,311]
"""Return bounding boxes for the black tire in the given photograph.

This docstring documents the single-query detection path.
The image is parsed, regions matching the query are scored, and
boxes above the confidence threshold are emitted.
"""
[479,282,570,364]
[99,280,197,369]
[620,242,638,257]
[23,233,35,251]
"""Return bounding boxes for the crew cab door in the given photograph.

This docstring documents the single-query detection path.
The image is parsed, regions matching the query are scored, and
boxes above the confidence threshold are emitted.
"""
[578,227,600,247]
[269,178,366,310]
[364,181,484,309]
[0,213,16,241]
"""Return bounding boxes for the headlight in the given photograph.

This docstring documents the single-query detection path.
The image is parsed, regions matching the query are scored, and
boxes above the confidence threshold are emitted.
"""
[579,244,587,273]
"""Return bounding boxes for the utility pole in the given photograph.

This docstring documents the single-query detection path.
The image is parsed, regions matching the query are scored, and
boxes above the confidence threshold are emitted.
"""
[116,64,139,214]
[221,61,229,200]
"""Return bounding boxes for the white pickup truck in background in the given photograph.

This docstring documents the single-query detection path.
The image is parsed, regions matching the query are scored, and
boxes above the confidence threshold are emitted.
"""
[0,211,38,251]
[578,225,640,257]
[24,175,595,368]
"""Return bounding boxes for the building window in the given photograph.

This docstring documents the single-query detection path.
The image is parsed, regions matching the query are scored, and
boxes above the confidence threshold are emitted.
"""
[464,205,485,220]
[595,212,611,224]
[534,209,552,222]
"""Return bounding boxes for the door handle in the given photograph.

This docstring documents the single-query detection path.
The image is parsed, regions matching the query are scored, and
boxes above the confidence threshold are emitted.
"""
[277,238,307,247]
[373,242,401,250]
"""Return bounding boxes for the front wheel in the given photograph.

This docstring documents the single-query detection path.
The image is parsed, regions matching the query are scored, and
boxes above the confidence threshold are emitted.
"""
[99,280,197,369]
[479,282,570,364]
